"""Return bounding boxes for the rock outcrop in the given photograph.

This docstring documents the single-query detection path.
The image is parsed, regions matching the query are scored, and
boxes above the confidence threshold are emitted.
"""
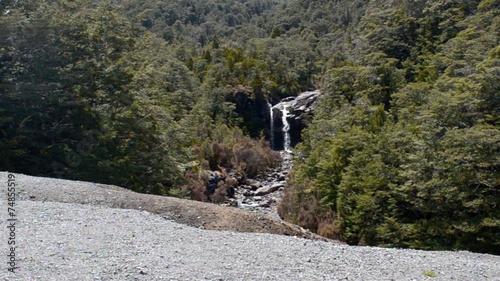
[254,182,285,196]
[270,90,320,150]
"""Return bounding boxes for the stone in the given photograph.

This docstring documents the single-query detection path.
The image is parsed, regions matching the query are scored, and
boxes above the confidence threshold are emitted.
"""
[259,201,270,208]
[227,186,235,198]
[227,199,238,207]
[254,183,285,196]
[242,190,253,196]
[250,182,262,190]
[206,171,225,195]
[282,96,296,102]
[245,179,262,190]
[253,196,262,201]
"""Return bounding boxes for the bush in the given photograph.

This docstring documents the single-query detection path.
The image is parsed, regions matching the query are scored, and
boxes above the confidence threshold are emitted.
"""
[188,125,280,204]
[185,169,237,203]
[195,125,281,179]
[184,170,209,202]
[232,138,279,177]
[278,181,340,239]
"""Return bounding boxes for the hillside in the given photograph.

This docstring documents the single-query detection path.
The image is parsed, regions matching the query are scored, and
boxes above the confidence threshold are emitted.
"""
[1,0,498,253]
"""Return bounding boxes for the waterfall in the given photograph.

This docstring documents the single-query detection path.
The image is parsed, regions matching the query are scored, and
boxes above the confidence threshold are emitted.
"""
[268,102,274,150]
[269,98,294,152]
[269,102,291,152]
[281,103,291,152]
[269,91,319,152]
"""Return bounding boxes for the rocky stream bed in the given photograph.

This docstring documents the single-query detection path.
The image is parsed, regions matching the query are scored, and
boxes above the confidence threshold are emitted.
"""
[224,151,293,220]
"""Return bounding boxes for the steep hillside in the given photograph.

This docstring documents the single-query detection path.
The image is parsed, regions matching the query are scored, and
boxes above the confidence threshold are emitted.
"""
[1,0,498,253]
[278,0,500,254]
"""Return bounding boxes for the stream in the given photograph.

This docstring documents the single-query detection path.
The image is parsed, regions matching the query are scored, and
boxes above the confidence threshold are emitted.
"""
[228,151,292,220]
[223,91,319,219]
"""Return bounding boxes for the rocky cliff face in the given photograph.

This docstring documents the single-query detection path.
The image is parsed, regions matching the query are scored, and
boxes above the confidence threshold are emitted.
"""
[231,89,320,150]
[232,88,270,139]
[270,90,320,150]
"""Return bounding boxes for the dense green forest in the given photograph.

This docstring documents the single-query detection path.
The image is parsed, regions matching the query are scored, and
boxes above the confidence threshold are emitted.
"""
[1,0,498,254]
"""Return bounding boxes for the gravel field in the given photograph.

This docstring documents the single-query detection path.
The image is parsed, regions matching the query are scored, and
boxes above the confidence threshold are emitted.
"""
[1,172,499,280]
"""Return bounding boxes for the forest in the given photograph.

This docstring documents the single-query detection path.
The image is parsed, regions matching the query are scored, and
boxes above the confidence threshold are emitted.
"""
[0,0,498,254]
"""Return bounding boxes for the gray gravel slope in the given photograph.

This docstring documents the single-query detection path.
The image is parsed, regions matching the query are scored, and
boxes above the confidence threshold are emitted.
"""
[1,173,499,280]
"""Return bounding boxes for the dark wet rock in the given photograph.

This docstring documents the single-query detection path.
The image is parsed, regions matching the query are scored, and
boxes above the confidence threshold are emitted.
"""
[227,186,235,199]
[259,201,271,208]
[231,86,270,139]
[203,171,226,201]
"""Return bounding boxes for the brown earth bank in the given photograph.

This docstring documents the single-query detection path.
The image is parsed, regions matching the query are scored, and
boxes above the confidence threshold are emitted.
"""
[4,172,336,243]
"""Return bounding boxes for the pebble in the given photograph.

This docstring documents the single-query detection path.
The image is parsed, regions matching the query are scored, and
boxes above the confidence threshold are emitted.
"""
[3,172,500,281]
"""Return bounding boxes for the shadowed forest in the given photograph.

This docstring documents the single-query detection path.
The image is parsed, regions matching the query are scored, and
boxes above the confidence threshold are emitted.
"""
[1,0,498,254]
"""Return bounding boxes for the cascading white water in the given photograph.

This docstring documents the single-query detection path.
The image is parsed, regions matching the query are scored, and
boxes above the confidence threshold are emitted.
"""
[281,103,291,152]
[270,91,320,152]
[269,98,294,152]
[268,102,274,150]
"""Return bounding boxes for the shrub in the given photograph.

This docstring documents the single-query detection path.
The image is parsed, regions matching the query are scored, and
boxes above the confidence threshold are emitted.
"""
[188,125,280,204]
[195,125,281,179]
[211,181,230,203]
[317,214,342,240]
[277,181,314,226]
[185,170,209,202]
[278,181,339,237]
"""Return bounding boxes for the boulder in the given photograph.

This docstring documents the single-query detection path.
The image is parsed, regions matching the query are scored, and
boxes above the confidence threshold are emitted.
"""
[205,171,225,196]
[254,183,285,196]
[292,90,319,112]
[245,179,261,188]
[250,182,262,190]
[259,201,271,208]
[242,190,253,196]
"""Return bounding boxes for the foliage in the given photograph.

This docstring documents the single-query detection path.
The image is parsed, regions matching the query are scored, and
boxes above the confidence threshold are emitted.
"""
[279,0,500,254]
[0,0,498,254]
[194,125,280,178]
[0,0,279,194]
